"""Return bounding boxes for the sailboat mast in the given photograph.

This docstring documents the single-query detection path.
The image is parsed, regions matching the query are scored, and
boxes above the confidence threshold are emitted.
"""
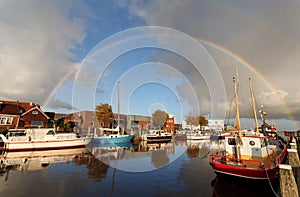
[118,81,120,128]
[233,77,243,146]
[233,77,241,131]
[249,78,259,134]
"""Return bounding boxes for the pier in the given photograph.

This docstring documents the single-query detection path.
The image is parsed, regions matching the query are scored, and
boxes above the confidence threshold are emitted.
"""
[280,137,300,197]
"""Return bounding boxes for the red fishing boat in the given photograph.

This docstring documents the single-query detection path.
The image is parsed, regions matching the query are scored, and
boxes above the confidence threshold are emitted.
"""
[209,78,287,181]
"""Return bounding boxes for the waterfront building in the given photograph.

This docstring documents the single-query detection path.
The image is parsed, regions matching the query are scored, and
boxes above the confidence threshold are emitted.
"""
[208,119,224,130]
[126,115,152,135]
[163,115,175,132]
[0,100,49,132]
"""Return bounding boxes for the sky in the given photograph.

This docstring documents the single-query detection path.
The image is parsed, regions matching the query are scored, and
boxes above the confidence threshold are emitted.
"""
[1,0,300,130]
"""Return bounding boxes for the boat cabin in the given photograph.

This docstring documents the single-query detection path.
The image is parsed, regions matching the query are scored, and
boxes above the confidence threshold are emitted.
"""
[225,135,277,160]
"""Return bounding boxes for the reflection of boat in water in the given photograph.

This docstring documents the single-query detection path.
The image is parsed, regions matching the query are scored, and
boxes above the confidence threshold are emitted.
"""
[0,147,88,180]
[137,141,174,154]
[87,142,133,164]
[0,128,91,151]
[141,130,172,142]
[187,139,211,158]
[211,176,279,196]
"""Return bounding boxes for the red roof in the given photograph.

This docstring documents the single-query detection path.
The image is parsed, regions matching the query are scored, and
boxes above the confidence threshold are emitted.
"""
[0,100,38,115]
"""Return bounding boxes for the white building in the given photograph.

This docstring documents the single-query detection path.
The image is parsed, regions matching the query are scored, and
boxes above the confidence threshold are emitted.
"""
[181,120,201,130]
[181,119,224,130]
[208,119,224,130]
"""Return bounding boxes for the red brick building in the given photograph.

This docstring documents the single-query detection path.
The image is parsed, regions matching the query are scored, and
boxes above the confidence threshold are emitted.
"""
[0,100,49,131]
[163,115,175,132]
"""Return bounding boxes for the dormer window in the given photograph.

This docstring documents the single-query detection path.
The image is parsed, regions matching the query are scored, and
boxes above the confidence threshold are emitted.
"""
[0,117,13,125]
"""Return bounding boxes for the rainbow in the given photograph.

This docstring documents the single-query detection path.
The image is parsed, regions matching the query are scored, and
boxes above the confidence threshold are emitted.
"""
[42,63,80,107]
[42,35,297,129]
[196,38,297,127]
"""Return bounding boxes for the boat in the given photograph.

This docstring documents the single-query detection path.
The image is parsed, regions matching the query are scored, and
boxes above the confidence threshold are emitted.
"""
[0,128,92,151]
[141,130,172,142]
[209,129,231,140]
[91,126,134,144]
[186,131,211,140]
[175,130,187,140]
[209,78,287,181]
[259,105,278,138]
[90,81,134,144]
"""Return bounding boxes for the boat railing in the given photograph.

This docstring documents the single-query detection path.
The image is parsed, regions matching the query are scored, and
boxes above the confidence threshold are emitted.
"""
[210,151,264,169]
[210,145,287,170]
[268,144,287,169]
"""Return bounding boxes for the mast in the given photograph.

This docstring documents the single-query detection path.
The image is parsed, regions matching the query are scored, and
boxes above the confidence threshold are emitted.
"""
[233,77,241,131]
[233,77,243,145]
[249,78,259,134]
[259,105,267,133]
[259,105,266,125]
[118,81,120,128]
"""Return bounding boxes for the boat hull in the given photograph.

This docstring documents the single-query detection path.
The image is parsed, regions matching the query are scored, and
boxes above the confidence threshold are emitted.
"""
[2,138,90,151]
[210,162,280,180]
[144,136,172,143]
[91,135,134,144]
[186,135,210,140]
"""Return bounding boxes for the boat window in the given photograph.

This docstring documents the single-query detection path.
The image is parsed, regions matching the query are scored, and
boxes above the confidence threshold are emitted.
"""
[260,138,268,147]
[228,138,236,145]
[8,130,26,136]
[46,130,55,135]
[41,163,50,168]
[249,141,255,146]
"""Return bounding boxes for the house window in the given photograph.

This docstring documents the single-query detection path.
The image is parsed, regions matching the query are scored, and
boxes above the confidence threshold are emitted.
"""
[90,121,94,126]
[1,117,7,124]
[0,117,13,125]
[32,111,38,115]
[7,117,12,124]
[31,121,43,126]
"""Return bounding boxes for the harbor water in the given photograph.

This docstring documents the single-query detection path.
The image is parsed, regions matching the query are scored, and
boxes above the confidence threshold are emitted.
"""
[0,139,281,197]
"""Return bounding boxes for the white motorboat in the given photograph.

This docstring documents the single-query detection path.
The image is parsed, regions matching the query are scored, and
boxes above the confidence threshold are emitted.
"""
[0,128,91,151]
[141,130,172,142]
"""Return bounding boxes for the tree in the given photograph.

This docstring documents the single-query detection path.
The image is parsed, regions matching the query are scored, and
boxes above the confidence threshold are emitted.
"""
[185,116,199,130]
[95,103,113,128]
[199,116,208,129]
[152,110,168,129]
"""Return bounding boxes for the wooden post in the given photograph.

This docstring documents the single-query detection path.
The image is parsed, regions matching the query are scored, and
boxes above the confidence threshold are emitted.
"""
[290,142,297,150]
[288,149,300,167]
[279,164,299,197]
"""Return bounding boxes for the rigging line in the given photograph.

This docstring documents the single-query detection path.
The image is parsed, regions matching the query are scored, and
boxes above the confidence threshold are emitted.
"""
[264,141,280,197]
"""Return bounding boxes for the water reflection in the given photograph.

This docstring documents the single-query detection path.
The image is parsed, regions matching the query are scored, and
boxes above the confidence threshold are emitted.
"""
[211,176,280,197]
[0,147,88,181]
[86,140,186,172]
[186,139,225,158]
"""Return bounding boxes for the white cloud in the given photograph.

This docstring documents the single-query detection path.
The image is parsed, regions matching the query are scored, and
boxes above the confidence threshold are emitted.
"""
[0,0,87,105]
[120,0,300,122]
